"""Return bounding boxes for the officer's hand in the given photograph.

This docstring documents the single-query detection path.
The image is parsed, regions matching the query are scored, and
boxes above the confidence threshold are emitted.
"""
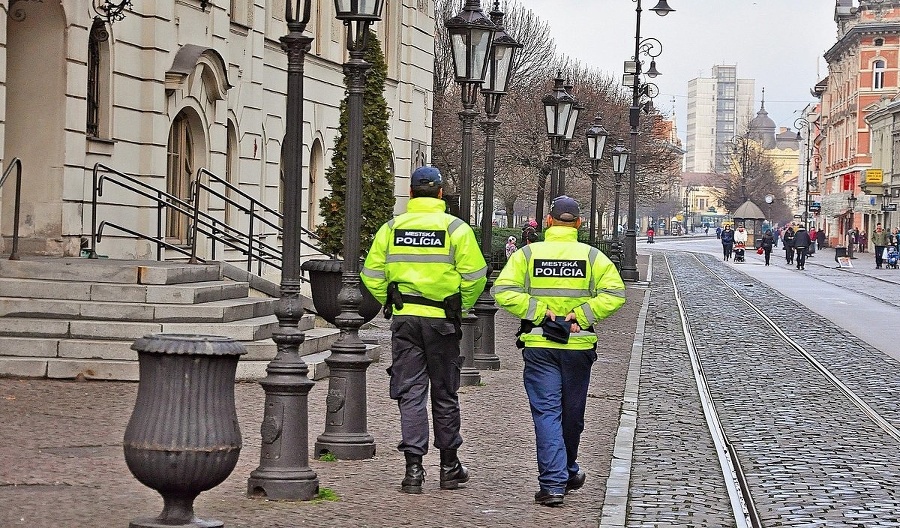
[564,312,581,333]
[545,309,556,322]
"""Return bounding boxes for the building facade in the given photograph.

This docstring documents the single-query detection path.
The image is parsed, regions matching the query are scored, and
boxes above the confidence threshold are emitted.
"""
[819,0,900,245]
[0,0,435,263]
[684,65,755,173]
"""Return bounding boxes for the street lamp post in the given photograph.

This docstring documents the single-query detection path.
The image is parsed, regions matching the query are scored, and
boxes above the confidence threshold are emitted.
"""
[446,0,496,223]
[556,81,583,198]
[610,142,629,264]
[447,0,497,385]
[540,74,577,225]
[795,117,813,226]
[247,0,319,501]
[621,0,673,282]
[314,0,384,461]
[473,0,520,371]
[585,116,609,244]
[848,192,858,258]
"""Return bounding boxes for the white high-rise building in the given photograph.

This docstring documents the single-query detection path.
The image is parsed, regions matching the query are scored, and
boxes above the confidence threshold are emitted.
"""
[684,65,755,173]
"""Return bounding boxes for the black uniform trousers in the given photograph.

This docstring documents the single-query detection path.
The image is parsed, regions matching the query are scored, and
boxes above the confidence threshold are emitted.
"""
[388,315,464,456]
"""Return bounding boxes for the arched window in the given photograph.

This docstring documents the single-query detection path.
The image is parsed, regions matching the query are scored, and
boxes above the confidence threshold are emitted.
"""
[87,17,110,137]
[874,59,886,90]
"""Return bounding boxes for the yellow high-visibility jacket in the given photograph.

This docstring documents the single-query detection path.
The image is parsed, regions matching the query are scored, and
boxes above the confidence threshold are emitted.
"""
[492,225,626,349]
[361,197,488,318]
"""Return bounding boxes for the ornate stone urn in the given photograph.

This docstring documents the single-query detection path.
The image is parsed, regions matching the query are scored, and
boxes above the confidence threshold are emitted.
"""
[301,258,381,325]
[124,334,246,528]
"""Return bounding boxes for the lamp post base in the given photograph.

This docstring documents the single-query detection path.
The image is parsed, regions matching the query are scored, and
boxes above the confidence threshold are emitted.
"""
[460,312,481,386]
[247,470,320,502]
[472,283,500,370]
[315,345,377,460]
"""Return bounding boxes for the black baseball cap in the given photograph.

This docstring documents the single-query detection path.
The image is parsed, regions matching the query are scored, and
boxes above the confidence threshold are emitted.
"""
[550,195,580,221]
[411,166,442,189]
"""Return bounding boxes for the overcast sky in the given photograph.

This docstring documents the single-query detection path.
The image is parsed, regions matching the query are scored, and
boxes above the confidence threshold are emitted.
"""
[517,0,838,144]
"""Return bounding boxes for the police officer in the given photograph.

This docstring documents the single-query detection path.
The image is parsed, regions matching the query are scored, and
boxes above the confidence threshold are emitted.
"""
[492,195,626,507]
[361,166,488,494]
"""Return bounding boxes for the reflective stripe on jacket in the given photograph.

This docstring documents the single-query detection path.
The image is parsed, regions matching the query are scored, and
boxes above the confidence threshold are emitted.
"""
[491,225,626,350]
[361,197,488,318]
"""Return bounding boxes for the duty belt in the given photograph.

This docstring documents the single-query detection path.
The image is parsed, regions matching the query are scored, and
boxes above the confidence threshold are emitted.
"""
[400,294,445,309]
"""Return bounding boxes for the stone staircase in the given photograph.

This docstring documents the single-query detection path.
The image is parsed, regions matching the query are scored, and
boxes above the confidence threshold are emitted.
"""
[0,258,340,381]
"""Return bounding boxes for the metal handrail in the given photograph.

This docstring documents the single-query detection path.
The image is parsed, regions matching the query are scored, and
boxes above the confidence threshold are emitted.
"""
[0,158,23,260]
[89,163,328,279]
[194,168,328,273]
[90,163,198,260]
[97,221,202,262]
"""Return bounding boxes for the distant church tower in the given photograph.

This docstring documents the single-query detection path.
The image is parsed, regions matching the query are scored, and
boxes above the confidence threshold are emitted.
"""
[748,88,777,149]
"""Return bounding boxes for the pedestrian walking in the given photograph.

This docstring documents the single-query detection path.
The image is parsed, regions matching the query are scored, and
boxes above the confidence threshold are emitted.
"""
[522,220,539,245]
[859,230,868,253]
[816,227,826,250]
[761,228,775,266]
[492,195,626,508]
[721,224,735,261]
[716,226,722,239]
[873,222,890,269]
[808,226,817,257]
[793,224,811,270]
[783,226,795,265]
[361,166,488,495]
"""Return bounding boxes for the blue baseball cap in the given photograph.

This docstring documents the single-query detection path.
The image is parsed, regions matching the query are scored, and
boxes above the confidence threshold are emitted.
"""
[411,166,443,189]
[550,195,580,221]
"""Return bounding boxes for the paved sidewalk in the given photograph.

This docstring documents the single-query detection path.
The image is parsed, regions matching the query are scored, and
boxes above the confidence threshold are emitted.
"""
[0,257,648,528]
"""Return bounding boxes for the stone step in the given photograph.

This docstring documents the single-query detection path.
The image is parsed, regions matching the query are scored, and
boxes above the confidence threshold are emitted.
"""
[0,258,221,285]
[0,313,310,342]
[0,328,356,382]
[0,296,276,323]
[0,277,250,304]
[0,326,339,362]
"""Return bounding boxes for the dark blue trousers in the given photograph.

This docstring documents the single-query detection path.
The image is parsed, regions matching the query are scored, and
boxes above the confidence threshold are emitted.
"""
[522,346,597,494]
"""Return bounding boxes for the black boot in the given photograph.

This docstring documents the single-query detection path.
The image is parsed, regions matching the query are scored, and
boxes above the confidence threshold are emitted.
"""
[401,453,425,494]
[439,449,469,490]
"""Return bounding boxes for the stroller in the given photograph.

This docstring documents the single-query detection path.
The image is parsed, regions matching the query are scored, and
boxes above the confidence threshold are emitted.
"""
[733,242,746,263]
[887,246,899,269]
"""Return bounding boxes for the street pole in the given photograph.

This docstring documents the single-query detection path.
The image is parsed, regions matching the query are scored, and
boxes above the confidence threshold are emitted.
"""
[247,0,319,501]
[316,6,383,461]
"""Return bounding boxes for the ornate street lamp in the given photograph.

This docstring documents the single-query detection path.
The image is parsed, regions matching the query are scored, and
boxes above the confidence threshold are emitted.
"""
[794,117,814,226]
[473,0,520,371]
[556,81,583,198]
[446,0,496,223]
[93,0,132,22]
[621,0,673,282]
[314,0,384,461]
[585,116,609,243]
[610,142,629,264]
[446,0,496,385]
[539,74,576,227]
[247,0,319,501]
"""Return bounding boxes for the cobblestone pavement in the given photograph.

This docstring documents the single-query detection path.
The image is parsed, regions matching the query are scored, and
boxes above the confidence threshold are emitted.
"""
[627,251,900,527]
[0,257,647,528]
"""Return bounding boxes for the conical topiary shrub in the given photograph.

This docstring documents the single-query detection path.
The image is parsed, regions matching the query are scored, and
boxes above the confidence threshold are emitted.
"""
[315,31,395,257]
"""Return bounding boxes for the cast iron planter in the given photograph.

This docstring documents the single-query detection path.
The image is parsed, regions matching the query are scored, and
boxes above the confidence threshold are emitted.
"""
[302,258,381,325]
[124,334,246,528]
